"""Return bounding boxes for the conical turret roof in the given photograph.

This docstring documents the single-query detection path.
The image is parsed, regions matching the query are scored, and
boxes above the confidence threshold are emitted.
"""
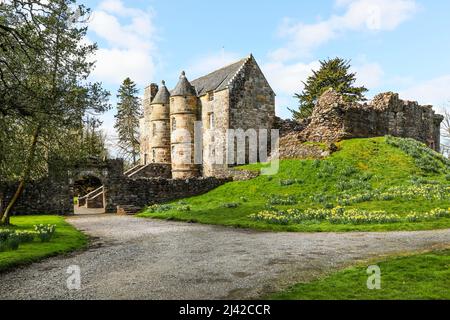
[171,71,197,97]
[151,80,170,104]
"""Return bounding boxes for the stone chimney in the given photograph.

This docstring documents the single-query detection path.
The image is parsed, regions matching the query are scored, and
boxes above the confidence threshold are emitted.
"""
[144,83,159,105]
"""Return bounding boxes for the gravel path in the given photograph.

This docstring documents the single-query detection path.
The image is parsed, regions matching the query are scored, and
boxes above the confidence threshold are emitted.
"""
[1,215,449,300]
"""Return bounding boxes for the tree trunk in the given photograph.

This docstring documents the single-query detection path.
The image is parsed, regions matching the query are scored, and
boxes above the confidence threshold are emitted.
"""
[0,125,40,225]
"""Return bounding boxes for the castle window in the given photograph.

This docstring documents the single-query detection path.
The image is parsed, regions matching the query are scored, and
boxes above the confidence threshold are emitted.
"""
[152,123,156,136]
[208,91,214,101]
[172,117,176,132]
[171,145,175,157]
[209,113,215,130]
[152,149,156,163]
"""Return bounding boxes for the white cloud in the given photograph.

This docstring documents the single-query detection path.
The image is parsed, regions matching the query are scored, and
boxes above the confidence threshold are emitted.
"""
[89,0,157,86]
[262,60,320,96]
[270,0,418,61]
[352,61,384,89]
[400,75,450,112]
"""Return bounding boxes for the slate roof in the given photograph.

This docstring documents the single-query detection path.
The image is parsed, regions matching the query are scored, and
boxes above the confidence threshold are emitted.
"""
[171,71,197,97]
[151,81,170,104]
[190,57,249,97]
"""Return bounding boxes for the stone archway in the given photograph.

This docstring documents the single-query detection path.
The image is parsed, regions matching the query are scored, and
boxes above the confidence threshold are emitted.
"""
[67,159,125,215]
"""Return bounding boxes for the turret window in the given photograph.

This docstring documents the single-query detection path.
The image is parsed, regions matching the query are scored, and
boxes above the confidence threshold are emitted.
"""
[172,117,176,131]
[209,113,215,129]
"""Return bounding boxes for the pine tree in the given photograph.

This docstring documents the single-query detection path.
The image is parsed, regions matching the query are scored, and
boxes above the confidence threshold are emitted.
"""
[291,57,368,120]
[114,78,142,165]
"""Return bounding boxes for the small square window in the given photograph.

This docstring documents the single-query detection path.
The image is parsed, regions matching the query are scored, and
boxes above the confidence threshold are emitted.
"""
[209,113,215,130]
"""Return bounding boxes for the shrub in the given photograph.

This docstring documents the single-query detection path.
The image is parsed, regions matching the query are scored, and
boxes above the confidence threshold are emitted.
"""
[177,205,191,212]
[0,230,36,252]
[336,179,370,192]
[267,195,297,206]
[34,224,56,242]
[312,159,321,168]
[279,179,295,186]
[0,229,13,242]
[5,234,21,250]
[147,204,172,213]
[222,202,239,209]
[14,231,36,244]
[240,196,249,203]
[340,166,358,177]
[317,162,336,178]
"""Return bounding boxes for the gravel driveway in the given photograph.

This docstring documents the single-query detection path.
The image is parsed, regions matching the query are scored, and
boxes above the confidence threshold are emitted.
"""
[1,215,449,300]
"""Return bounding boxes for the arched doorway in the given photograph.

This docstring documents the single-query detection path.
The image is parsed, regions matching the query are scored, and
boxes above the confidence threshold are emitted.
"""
[73,175,105,214]
[73,174,105,215]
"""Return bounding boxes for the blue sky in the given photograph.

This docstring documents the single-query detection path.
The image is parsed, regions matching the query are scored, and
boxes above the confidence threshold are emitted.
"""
[82,0,450,149]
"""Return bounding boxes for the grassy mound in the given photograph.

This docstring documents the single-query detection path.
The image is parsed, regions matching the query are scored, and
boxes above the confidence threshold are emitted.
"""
[139,137,450,232]
[0,216,87,272]
[269,249,450,300]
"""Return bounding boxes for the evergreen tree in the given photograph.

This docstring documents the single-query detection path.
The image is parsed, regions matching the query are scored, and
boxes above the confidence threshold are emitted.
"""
[291,57,368,120]
[114,78,142,165]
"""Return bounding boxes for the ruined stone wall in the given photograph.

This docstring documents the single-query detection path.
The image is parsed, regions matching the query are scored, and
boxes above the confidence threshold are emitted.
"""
[299,89,444,152]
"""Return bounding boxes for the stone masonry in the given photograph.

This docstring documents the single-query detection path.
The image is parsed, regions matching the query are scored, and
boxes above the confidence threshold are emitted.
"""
[298,89,444,152]
[139,54,276,179]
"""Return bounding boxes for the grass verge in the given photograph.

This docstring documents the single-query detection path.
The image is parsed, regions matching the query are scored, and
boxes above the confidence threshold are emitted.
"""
[0,215,87,272]
[269,249,450,300]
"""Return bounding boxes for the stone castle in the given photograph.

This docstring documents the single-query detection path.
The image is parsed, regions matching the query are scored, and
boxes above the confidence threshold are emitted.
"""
[139,54,275,179]
[3,55,444,216]
[140,55,444,180]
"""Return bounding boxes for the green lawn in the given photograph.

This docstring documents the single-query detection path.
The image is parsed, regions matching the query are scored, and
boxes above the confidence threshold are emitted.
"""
[139,137,450,232]
[0,215,88,272]
[269,249,450,300]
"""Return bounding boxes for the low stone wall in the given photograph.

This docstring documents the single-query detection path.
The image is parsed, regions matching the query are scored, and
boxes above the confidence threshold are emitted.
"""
[111,177,230,211]
[128,163,172,179]
[0,179,73,216]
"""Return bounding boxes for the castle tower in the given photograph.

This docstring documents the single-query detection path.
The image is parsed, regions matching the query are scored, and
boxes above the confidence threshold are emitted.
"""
[140,83,158,164]
[150,81,171,163]
[170,71,200,179]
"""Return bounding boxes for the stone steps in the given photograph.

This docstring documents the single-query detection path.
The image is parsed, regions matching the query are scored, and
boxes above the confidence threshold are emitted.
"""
[117,205,142,216]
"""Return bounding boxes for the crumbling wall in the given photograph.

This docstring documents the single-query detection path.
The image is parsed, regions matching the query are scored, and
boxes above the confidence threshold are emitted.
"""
[299,89,444,151]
